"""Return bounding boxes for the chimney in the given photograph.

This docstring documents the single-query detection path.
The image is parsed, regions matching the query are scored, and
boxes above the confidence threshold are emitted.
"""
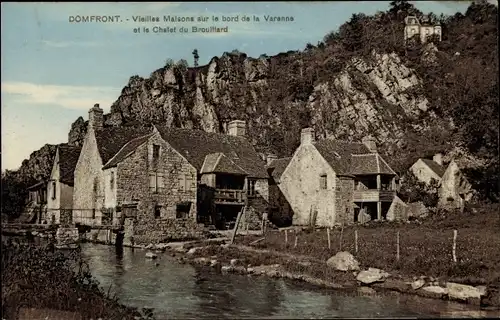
[227,120,246,137]
[433,153,443,166]
[266,154,278,166]
[362,136,377,153]
[88,103,103,131]
[301,128,315,145]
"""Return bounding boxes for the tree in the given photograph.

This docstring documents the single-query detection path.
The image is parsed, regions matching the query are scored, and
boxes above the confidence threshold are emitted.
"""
[398,171,439,208]
[164,58,174,69]
[192,49,199,67]
[1,170,29,219]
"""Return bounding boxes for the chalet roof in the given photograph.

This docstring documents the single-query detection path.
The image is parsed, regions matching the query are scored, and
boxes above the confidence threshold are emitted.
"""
[95,126,152,164]
[157,126,268,178]
[58,144,82,186]
[350,154,396,175]
[102,134,154,169]
[313,139,397,176]
[200,152,248,176]
[421,158,446,178]
[267,157,292,183]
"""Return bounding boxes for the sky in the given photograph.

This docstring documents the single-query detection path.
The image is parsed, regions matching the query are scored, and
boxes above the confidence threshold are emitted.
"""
[1,1,477,171]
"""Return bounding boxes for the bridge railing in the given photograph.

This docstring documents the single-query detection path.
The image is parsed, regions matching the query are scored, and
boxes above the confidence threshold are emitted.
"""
[12,208,121,227]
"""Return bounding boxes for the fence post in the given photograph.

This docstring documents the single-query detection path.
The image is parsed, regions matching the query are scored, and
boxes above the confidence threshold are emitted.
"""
[294,233,298,248]
[355,230,358,254]
[327,228,331,250]
[339,223,344,251]
[396,231,400,262]
[452,229,457,263]
[285,229,288,244]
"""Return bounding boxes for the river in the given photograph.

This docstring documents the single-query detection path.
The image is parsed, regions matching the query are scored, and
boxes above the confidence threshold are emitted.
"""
[80,243,496,319]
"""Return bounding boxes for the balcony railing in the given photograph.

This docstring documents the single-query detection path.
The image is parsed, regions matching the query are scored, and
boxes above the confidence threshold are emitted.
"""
[214,189,245,204]
[353,190,395,202]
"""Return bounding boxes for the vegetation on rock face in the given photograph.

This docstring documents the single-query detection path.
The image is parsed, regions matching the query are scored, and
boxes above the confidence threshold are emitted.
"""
[1,239,154,319]
[3,1,498,217]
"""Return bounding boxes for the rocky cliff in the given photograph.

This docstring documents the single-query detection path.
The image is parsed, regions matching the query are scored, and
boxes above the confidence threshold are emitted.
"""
[68,51,435,163]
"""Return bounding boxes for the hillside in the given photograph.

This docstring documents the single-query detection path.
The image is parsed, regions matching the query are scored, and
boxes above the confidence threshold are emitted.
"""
[3,1,498,216]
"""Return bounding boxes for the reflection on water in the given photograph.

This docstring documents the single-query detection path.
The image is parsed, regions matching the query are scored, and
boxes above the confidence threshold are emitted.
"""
[79,244,495,319]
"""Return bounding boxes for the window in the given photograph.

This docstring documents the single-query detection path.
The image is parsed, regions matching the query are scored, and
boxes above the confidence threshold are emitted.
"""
[149,172,164,193]
[153,144,161,162]
[179,175,186,191]
[110,172,115,190]
[154,205,162,219]
[320,174,327,190]
[176,202,191,219]
[51,181,56,200]
[247,179,257,196]
[425,29,430,35]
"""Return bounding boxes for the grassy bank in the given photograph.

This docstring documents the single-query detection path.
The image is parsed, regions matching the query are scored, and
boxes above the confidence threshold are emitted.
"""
[236,204,500,286]
[1,238,154,320]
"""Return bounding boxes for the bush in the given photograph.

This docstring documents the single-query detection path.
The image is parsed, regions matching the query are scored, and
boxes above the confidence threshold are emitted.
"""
[1,239,154,320]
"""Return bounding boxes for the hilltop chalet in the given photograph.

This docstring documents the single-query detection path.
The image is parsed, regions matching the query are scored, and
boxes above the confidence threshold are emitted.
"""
[269,128,398,227]
[404,15,442,43]
[46,144,82,224]
[73,104,269,244]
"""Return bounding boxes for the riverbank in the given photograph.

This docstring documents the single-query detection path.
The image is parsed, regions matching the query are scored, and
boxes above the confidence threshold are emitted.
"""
[1,238,154,320]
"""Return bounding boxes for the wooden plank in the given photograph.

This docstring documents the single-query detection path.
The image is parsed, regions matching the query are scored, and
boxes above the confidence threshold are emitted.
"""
[230,206,245,245]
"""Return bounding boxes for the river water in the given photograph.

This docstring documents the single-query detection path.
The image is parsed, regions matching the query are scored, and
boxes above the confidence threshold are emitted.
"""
[80,243,497,319]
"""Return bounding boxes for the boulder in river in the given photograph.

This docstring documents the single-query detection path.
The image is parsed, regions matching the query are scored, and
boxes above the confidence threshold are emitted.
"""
[145,252,157,259]
[356,268,389,284]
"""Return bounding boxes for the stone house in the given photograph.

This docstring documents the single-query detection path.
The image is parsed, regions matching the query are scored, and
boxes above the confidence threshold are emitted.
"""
[404,15,442,43]
[46,144,82,224]
[273,128,398,227]
[73,104,269,243]
[437,160,473,211]
[72,104,152,226]
[100,121,269,235]
[409,153,446,185]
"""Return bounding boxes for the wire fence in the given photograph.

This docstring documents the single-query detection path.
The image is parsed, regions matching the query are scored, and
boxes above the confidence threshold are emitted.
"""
[254,225,499,282]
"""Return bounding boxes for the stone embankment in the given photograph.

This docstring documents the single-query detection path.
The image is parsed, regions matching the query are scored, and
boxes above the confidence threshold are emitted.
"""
[142,241,500,310]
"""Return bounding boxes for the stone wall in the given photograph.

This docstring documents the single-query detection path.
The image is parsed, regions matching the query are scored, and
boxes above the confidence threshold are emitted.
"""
[387,195,408,221]
[73,129,105,225]
[116,132,198,222]
[132,218,207,244]
[335,177,355,225]
[279,144,337,227]
[55,227,79,249]
[254,178,269,202]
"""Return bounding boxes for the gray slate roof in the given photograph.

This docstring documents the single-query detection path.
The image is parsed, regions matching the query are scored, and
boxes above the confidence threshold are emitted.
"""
[157,126,268,178]
[58,144,82,186]
[95,126,152,164]
[313,139,396,177]
[267,157,292,183]
[421,158,446,178]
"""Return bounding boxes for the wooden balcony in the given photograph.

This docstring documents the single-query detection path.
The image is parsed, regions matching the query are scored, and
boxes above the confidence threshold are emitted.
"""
[214,189,245,205]
[353,190,395,202]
